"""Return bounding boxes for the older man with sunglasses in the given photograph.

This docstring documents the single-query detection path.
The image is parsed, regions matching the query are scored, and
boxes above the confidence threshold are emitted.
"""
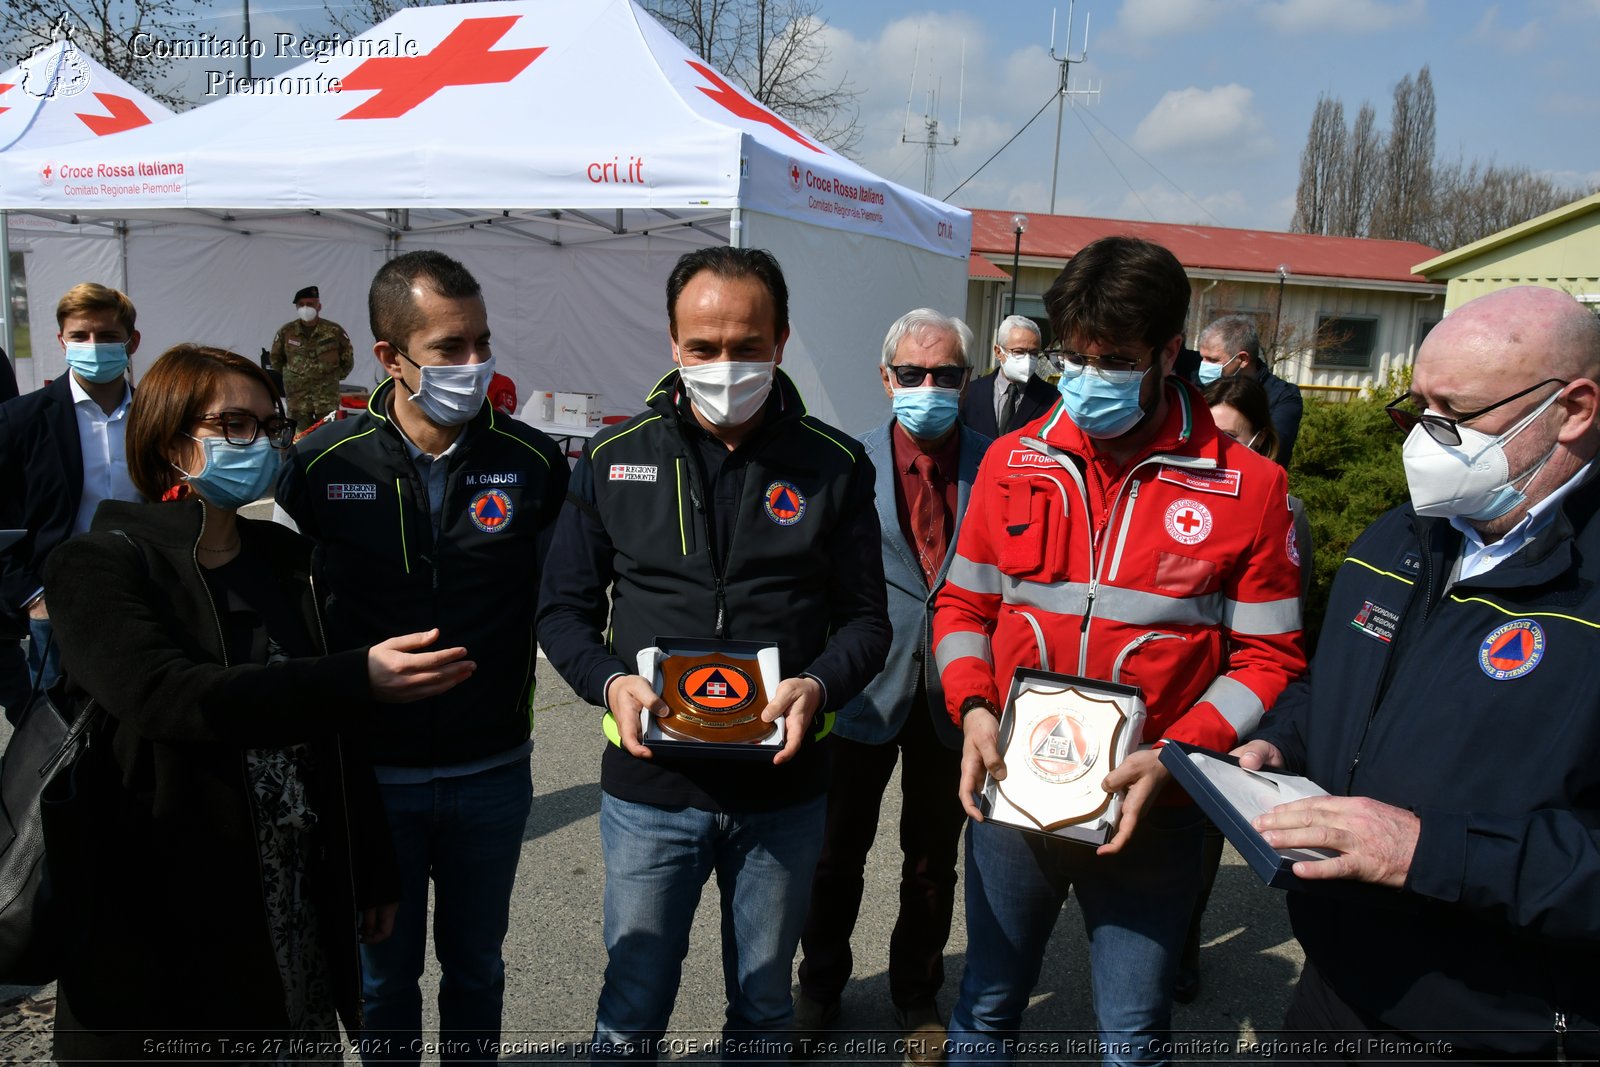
[794,309,990,1062]
[1238,285,1600,1062]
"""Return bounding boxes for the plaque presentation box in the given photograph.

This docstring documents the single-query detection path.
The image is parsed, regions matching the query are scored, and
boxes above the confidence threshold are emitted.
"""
[1160,741,1336,889]
[980,669,1147,847]
[635,638,785,758]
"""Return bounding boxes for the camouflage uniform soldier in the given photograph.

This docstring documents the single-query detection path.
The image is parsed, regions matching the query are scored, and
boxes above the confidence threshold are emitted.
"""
[270,284,354,430]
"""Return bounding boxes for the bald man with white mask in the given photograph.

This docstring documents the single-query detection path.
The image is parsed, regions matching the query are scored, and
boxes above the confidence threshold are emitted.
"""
[1237,286,1600,1062]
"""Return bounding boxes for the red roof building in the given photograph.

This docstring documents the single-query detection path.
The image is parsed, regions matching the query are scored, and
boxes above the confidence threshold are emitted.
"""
[965,209,1445,393]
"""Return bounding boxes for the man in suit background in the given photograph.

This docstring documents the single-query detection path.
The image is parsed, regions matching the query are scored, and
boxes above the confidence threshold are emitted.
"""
[960,315,1057,441]
[0,283,141,718]
[795,308,990,1063]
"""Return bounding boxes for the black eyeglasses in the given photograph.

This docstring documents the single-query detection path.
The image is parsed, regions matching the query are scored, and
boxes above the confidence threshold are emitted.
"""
[1385,378,1566,447]
[196,411,297,450]
[888,364,968,389]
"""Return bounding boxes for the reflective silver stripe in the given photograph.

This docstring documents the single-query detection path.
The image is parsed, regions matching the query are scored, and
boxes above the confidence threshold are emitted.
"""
[1005,579,1222,629]
[946,554,1002,596]
[1003,577,1093,616]
[1223,596,1302,636]
[934,630,993,674]
[1197,674,1266,733]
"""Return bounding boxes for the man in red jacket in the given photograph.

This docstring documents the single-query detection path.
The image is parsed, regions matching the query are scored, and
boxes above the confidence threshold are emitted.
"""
[934,236,1305,1065]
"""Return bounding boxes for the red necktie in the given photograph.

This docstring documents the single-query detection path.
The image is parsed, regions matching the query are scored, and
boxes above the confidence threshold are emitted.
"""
[912,453,947,587]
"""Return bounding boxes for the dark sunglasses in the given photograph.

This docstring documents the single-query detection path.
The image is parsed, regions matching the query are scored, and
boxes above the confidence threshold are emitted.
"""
[888,364,968,389]
[1385,378,1566,447]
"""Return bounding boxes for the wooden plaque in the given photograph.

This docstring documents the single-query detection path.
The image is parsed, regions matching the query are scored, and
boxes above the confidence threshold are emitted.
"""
[657,651,777,744]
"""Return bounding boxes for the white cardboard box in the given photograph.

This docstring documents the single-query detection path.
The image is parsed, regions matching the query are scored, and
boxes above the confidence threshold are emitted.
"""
[554,391,602,426]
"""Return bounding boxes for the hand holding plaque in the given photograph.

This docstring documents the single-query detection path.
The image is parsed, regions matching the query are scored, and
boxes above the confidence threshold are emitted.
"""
[635,639,786,758]
[980,669,1146,846]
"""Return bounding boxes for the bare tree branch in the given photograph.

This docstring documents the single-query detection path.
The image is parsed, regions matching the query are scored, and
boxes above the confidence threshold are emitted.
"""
[643,0,861,156]
[0,0,214,109]
[1289,64,1589,247]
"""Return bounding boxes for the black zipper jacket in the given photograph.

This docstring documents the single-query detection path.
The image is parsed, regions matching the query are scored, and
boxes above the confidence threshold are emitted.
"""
[41,498,396,1054]
[537,368,891,811]
[1253,476,1600,1058]
[276,378,568,767]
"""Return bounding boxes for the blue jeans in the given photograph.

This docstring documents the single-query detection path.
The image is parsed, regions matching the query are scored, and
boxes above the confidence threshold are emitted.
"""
[27,615,60,692]
[358,759,533,1065]
[948,805,1205,1067]
[591,792,827,1064]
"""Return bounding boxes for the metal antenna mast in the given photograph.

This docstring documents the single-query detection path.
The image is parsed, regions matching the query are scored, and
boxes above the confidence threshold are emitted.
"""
[1048,2,1100,213]
[902,33,963,197]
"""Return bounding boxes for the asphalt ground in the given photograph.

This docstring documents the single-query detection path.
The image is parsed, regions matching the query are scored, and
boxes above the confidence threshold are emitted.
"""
[0,656,1306,1064]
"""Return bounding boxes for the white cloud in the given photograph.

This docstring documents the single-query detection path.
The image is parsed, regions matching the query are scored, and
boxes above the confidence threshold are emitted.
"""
[1472,5,1543,52]
[1113,0,1217,37]
[1110,184,1249,227]
[1258,0,1426,34]
[1132,84,1269,156]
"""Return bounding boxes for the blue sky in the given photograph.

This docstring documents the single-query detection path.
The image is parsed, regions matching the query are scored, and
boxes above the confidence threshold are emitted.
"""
[63,0,1600,235]
[817,0,1600,232]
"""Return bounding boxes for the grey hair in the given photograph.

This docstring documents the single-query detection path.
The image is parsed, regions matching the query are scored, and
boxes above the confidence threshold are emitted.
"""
[1199,314,1261,363]
[880,308,975,368]
[995,314,1043,348]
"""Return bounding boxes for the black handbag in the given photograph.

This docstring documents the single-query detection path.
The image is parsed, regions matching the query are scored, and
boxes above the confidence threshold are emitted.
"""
[0,652,99,985]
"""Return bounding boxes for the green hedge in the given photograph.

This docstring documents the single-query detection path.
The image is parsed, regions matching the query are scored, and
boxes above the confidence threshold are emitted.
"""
[1288,372,1413,646]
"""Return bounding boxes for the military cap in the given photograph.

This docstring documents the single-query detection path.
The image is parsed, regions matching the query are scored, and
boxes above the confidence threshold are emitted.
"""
[293,285,320,303]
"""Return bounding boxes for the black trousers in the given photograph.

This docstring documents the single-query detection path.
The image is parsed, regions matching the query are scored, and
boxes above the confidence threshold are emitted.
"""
[797,695,965,1010]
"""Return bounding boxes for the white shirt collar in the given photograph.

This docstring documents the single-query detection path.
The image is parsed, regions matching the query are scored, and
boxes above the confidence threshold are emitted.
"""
[1451,459,1596,579]
[67,372,132,414]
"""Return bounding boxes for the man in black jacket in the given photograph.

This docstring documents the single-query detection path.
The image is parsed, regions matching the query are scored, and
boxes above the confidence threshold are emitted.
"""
[1239,286,1600,1061]
[0,283,141,720]
[276,251,567,1064]
[538,247,890,1062]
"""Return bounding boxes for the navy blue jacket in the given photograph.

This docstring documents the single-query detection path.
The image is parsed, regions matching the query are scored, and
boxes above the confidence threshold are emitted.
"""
[1252,479,1600,1057]
[835,419,987,749]
[1258,365,1303,469]
[0,376,89,635]
[276,379,568,767]
[959,370,1057,442]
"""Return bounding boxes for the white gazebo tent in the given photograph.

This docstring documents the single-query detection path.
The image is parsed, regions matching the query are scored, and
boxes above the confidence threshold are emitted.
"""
[0,0,971,432]
[0,36,174,375]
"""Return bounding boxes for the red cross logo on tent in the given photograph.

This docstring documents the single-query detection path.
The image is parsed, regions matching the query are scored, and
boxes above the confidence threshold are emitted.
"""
[0,83,13,117]
[687,60,819,152]
[76,93,152,136]
[338,17,546,120]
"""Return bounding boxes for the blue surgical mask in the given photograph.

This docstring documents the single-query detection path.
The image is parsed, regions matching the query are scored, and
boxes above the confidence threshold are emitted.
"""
[174,435,282,511]
[1057,364,1153,439]
[1195,360,1224,385]
[65,341,129,384]
[892,386,961,440]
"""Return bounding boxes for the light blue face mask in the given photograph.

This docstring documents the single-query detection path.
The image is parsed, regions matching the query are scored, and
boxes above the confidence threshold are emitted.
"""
[892,386,961,439]
[64,341,129,384]
[1195,353,1240,386]
[1057,364,1153,439]
[174,435,282,511]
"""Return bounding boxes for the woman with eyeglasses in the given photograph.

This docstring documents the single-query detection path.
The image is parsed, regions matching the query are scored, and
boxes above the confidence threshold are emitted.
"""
[40,345,476,1061]
[1169,373,1314,1005]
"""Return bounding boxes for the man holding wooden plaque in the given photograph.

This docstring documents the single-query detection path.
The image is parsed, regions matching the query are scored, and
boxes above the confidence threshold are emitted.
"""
[536,247,890,1062]
[932,236,1306,1066]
